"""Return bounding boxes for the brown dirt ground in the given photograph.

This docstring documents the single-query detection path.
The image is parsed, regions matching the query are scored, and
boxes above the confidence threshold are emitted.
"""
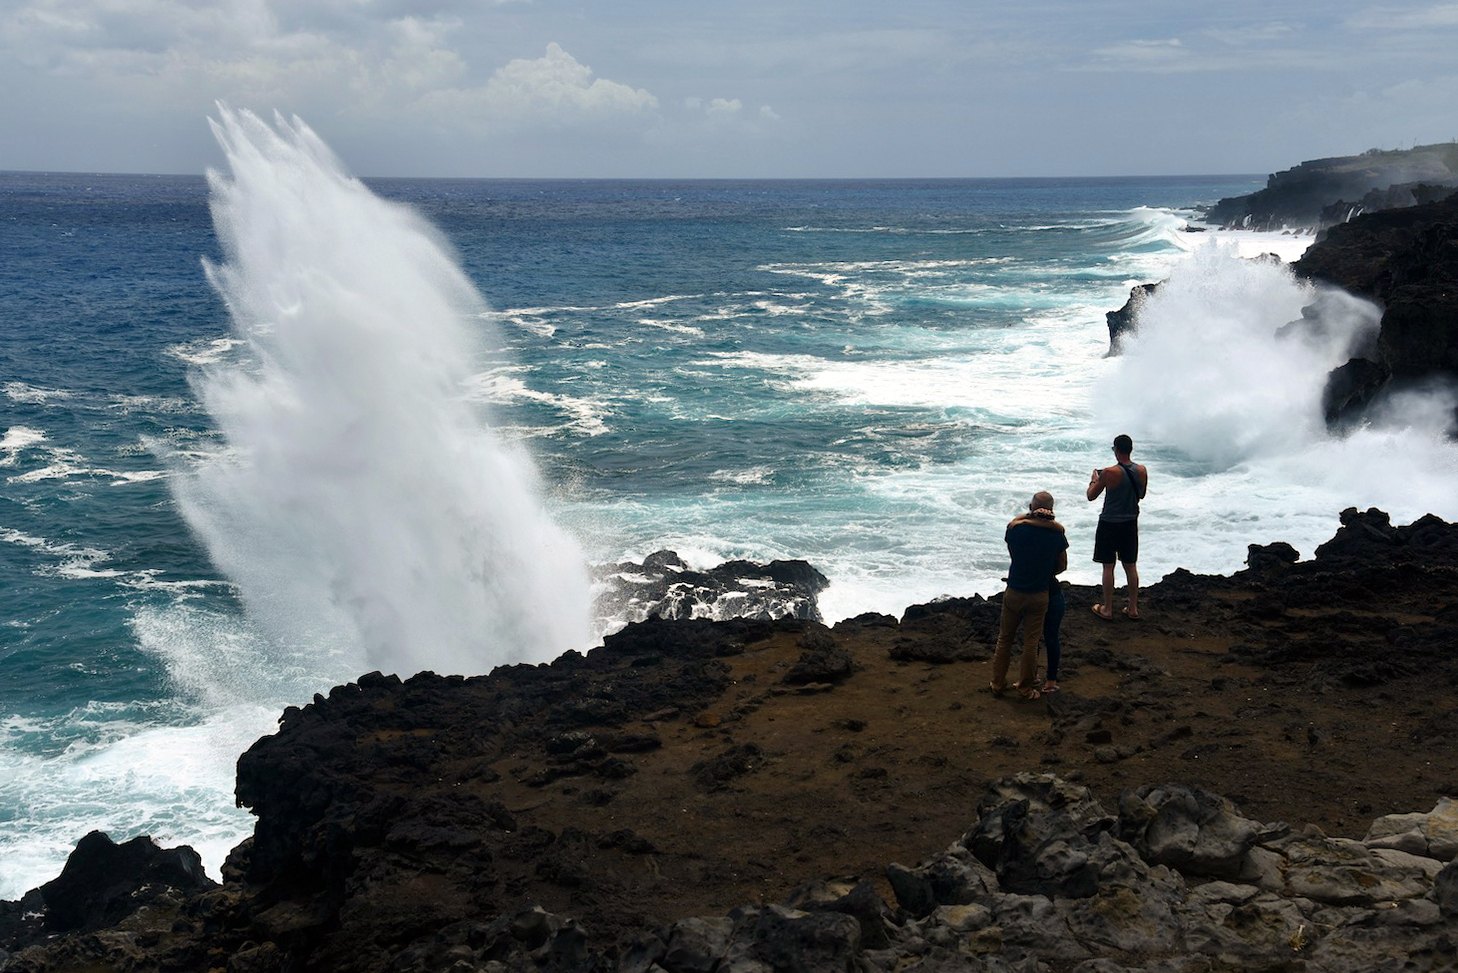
[479,581,1456,933]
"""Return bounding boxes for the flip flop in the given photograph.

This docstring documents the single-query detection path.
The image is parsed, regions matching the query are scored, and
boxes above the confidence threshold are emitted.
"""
[1091,604,1114,620]
[988,682,1006,698]
[1012,682,1042,701]
[1122,607,1141,620]
[1041,684,1060,694]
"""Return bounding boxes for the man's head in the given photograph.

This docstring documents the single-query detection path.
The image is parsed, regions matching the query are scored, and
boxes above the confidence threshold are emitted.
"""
[1030,491,1055,517]
[1113,434,1133,457]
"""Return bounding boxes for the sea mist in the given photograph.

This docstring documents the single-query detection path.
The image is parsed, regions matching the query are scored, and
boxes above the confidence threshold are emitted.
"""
[1093,242,1458,576]
[172,107,589,678]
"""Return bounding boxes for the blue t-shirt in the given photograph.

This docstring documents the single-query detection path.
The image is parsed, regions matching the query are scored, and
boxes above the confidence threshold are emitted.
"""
[1005,521,1069,593]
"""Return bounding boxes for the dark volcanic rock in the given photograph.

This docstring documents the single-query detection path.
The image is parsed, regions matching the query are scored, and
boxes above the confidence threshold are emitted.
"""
[594,550,830,626]
[1104,281,1159,356]
[38,831,217,934]
[1322,355,1393,426]
[781,628,856,685]
[890,595,1000,663]
[1222,507,1458,685]
[1205,143,1458,230]
[1294,192,1458,424]
[1318,180,1458,226]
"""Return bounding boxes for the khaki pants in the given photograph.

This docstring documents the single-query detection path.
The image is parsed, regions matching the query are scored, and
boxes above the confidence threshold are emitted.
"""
[993,588,1048,689]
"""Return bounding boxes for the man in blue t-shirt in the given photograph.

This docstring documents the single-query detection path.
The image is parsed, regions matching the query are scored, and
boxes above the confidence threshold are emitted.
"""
[990,491,1068,700]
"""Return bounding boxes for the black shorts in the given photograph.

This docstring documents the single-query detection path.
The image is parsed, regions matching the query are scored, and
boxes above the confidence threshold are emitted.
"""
[1093,519,1138,565]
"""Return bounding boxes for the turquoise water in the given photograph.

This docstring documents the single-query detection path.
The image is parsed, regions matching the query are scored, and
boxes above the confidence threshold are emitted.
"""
[3,113,1456,898]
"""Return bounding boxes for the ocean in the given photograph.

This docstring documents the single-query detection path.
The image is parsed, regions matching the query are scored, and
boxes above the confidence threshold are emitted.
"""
[3,110,1457,898]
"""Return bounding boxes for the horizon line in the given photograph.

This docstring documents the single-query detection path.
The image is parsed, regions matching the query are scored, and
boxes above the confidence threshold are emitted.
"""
[1,168,1266,183]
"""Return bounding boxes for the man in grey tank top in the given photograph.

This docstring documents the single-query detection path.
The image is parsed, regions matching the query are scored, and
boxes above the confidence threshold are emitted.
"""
[1086,433,1148,620]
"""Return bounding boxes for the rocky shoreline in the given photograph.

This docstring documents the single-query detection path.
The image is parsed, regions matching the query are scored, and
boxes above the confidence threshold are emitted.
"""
[1202,142,1458,231]
[3,506,1458,972]
[5,150,1457,972]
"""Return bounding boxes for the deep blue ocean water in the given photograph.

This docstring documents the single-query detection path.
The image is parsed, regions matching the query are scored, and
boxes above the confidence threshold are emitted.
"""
[3,114,1457,897]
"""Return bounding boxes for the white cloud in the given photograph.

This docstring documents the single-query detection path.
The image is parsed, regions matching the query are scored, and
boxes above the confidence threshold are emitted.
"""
[705,97,741,117]
[1204,23,1300,46]
[1346,3,1458,30]
[412,42,658,129]
[1085,37,1191,70]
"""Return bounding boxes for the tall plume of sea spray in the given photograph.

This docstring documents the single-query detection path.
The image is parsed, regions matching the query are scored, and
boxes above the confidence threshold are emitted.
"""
[170,107,590,678]
[1096,245,1387,468]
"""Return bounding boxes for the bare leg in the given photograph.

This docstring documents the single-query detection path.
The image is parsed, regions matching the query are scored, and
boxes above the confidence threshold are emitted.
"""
[1097,562,1116,617]
[1123,561,1140,617]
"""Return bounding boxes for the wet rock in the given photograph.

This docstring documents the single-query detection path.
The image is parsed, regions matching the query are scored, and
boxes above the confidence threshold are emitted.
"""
[1105,281,1159,356]
[594,550,830,626]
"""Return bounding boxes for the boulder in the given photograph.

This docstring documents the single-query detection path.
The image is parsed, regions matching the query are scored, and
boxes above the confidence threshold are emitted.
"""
[38,831,216,933]
[1364,796,1458,861]
[1117,784,1268,879]
[885,842,998,918]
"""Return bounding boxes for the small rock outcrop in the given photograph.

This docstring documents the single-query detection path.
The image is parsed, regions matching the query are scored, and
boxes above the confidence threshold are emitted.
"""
[593,550,831,626]
[1105,281,1159,356]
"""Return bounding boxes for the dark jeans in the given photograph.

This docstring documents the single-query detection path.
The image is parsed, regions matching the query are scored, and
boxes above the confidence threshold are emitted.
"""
[1043,583,1065,681]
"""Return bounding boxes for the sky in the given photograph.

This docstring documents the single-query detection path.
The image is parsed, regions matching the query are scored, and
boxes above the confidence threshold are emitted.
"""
[2,0,1457,179]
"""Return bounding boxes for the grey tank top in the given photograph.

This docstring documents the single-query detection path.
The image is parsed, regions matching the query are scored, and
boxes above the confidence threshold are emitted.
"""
[1100,463,1143,523]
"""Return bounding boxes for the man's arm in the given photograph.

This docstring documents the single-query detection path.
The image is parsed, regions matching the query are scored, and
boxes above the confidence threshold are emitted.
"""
[1054,548,1068,575]
[1086,467,1106,501]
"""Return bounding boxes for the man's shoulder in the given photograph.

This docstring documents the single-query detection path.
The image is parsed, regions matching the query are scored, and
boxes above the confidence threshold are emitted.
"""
[1008,516,1065,534]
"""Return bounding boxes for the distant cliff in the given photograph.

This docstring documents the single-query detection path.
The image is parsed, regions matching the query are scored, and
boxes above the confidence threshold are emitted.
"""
[1204,142,1458,230]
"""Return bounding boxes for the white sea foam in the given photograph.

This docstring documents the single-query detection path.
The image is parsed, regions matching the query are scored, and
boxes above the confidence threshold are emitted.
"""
[0,702,265,899]
[1088,241,1458,581]
[3,383,71,405]
[166,336,246,366]
[108,394,196,416]
[0,426,48,464]
[1,527,113,578]
[7,453,167,487]
[167,106,591,679]
[639,317,705,336]
[462,369,611,437]
[710,466,775,486]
